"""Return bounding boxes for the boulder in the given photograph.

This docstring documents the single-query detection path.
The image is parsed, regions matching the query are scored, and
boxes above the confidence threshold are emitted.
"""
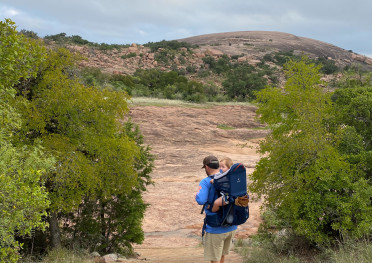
[237,56,247,62]
[352,53,366,62]
[147,53,155,60]
[128,46,138,53]
[205,48,224,57]
[365,57,372,65]
[99,253,118,263]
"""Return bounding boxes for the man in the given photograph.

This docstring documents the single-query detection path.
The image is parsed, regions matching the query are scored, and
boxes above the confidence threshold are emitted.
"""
[195,155,237,263]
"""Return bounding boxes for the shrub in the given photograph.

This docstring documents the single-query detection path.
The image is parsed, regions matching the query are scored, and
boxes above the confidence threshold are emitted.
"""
[316,56,339,74]
[121,52,137,59]
[144,40,197,52]
[223,63,267,100]
[251,57,372,246]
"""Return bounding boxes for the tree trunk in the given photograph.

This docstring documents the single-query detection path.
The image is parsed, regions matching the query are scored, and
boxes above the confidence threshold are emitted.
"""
[49,212,62,248]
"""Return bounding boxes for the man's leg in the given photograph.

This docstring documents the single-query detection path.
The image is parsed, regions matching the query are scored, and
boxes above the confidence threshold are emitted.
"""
[221,230,237,262]
[204,232,224,262]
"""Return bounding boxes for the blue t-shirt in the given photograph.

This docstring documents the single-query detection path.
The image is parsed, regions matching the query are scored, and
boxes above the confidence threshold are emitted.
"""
[195,174,237,234]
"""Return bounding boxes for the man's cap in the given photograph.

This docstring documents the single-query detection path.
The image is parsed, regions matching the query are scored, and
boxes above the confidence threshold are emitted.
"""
[202,155,219,169]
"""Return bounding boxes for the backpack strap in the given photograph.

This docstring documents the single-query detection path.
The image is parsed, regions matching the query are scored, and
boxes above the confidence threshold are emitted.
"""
[201,217,207,241]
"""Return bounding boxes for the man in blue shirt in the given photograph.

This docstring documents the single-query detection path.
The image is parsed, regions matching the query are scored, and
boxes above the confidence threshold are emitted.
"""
[195,155,237,263]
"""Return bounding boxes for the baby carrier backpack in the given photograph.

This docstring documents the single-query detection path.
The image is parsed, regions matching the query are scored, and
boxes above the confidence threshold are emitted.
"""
[202,163,249,230]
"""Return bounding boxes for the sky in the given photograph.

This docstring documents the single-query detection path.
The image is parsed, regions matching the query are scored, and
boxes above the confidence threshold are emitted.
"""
[1,0,371,58]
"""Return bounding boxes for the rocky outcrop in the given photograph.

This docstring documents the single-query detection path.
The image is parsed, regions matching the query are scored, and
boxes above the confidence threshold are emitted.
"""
[352,53,372,65]
[64,31,372,77]
[205,48,224,57]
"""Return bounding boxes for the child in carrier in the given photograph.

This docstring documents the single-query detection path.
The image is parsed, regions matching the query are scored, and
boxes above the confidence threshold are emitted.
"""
[202,156,249,228]
[210,157,233,212]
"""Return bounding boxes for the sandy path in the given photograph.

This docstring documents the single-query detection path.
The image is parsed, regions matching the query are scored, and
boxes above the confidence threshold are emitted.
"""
[127,104,267,262]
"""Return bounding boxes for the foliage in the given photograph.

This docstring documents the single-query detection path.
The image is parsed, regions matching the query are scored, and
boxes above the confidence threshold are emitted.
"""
[143,40,197,52]
[44,32,129,51]
[201,55,232,75]
[121,52,137,59]
[0,18,55,262]
[272,50,301,66]
[315,56,339,74]
[250,56,372,245]
[133,69,209,102]
[202,55,216,69]
[154,48,174,64]
[19,29,39,39]
[222,63,267,100]
[78,67,135,94]
[78,67,111,87]
[12,43,154,254]
[0,140,54,261]
[61,121,153,253]
[331,70,372,180]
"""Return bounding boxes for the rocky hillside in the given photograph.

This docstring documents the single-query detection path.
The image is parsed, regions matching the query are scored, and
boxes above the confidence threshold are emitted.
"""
[64,31,372,77]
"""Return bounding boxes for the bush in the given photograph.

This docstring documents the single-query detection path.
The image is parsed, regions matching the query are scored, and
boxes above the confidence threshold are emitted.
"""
[121,52,137,59]
[223,63,267,100]
[71,35,89,45]
[316,56,339,74]
[144,40,197,52]
[251,57,372,246]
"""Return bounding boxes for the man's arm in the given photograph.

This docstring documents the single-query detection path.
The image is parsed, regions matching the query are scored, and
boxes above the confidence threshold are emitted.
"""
[195,178,210,205]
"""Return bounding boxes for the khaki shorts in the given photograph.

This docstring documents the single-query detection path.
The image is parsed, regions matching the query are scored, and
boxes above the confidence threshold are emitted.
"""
[204,230,237,261]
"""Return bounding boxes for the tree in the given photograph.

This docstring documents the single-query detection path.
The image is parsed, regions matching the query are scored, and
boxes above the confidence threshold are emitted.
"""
[64,121,153,253]
[250,57,372,245]
[331,70,372,181]
[223,63,267,100]
[15,46,154,253]
[0,19,54,262]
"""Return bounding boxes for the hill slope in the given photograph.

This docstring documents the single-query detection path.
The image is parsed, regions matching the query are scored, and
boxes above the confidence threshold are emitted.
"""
[64,31,372,76]
[178,31,359,66]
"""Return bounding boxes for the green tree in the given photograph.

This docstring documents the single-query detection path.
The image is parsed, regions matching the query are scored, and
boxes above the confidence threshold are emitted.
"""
[316,56,339,74]
[0,19,54,262]
[64,121,153,253]
[331,71,372,180]
[223,63,267,100]
[15,47,154,253]
[250,57,372,245]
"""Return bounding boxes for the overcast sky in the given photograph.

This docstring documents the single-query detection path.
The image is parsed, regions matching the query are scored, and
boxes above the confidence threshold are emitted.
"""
[1,0,371,57]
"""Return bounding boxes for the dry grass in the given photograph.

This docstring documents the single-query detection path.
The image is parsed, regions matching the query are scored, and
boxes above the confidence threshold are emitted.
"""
[129,96,255,108]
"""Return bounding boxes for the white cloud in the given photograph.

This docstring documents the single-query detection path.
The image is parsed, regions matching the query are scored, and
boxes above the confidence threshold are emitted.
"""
[0,6,19,17]
[1,0,372,55]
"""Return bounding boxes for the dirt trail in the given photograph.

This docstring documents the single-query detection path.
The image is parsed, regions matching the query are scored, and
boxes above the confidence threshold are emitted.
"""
[127,104,268,262]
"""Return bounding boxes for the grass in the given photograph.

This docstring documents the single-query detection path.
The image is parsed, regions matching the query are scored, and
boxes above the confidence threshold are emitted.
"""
[129,96,256,108]
[21,237,372,263]
[235,236,372,263]
[217,124,235,130]
[22,248,92,263]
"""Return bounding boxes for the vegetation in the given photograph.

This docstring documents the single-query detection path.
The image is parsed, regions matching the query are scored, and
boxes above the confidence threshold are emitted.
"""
[223,63,268,100]
[250,56,372,253]
[236,235,372,263]
[144,39,197,52]
[44,32,130,51]
[1,19,153,261]
[5,18,372,262]
[0,18,55,262]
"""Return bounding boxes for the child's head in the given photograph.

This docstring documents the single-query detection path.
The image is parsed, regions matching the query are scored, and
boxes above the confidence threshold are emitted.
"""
[220,157,233,172]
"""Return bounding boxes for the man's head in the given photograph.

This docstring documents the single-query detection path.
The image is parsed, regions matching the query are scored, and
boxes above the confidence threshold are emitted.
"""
[202,155,220,175]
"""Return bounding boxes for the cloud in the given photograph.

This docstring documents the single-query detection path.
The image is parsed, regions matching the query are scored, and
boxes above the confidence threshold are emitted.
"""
[0,6,19,16]
[1,0,371,55]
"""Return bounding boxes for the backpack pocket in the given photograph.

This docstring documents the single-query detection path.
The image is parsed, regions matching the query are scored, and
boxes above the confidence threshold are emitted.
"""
[205,212,222,227]
[232,205,249,225]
